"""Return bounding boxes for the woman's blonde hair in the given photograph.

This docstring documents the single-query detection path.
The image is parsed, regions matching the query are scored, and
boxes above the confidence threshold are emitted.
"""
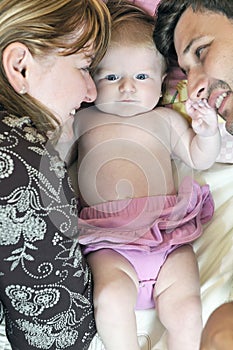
[0,0,111,137]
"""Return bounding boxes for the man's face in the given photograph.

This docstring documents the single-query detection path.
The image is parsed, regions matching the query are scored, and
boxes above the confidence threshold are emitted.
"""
[174,7,233,134]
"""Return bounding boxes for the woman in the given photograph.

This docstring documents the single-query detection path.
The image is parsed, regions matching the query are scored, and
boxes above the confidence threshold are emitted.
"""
[0,1,110,349]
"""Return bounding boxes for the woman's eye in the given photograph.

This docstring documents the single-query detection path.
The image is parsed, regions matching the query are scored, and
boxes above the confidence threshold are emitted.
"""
[81,67,90,73]
[136,73,148,80]
[105,74,119,81]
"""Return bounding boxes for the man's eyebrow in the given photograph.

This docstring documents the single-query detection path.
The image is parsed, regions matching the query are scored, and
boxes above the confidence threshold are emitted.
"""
[183,36,203,55]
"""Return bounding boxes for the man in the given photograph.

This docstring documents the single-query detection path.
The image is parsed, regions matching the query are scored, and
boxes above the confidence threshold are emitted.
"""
[200,302,233,350]
[153,1,233,349]
[153,0,233,135]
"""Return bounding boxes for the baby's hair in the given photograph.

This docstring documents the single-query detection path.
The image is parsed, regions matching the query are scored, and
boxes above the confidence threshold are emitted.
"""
[106,0,167,74]
[107,0,155,48]
[0,0,111,139]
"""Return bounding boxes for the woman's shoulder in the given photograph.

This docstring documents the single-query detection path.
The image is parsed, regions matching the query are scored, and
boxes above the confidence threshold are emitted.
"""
[0,112,50,176]
[0,111,47,141]
[0,110,79,243]
[0,111,73,205]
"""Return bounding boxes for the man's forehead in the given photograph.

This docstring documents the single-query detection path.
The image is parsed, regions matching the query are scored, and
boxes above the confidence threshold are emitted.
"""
[174,8,210,56]
[174,8,194,57]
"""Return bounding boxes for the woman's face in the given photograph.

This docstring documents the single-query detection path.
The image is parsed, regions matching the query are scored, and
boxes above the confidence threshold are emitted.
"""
[28,46,97,136]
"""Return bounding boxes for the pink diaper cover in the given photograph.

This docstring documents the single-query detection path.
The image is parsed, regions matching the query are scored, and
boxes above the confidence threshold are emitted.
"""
[78,177,214,309]
[113,248,176,309]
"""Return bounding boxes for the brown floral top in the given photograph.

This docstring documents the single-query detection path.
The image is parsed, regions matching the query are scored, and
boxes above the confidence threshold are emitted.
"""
[0,111,96,349]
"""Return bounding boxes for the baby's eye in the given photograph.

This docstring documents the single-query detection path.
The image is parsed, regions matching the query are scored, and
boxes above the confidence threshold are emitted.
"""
[136,73,149,80]
[105,74,119,81]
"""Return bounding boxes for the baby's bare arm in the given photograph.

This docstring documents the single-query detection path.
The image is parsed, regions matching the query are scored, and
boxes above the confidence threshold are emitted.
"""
[166,105,221,170]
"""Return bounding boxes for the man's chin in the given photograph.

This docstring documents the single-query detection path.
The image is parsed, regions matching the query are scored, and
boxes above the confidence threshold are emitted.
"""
[219,114,233,136]
[225,120,233,135]
[218,92,233,135]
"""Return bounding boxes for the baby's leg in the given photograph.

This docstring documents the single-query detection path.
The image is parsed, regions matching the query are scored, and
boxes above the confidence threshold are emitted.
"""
[154,245,202,350]
[87,248,141,350]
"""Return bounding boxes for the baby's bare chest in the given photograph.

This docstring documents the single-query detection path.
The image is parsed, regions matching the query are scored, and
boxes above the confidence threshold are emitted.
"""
[77,122,174,204]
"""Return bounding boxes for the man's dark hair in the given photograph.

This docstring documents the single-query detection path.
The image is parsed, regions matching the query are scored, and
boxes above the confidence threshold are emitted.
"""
[153,0,233,62]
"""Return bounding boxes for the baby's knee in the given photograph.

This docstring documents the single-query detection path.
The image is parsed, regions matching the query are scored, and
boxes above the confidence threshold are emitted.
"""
[158,294,202,330]
[177,295,202,325]
[94,273,138,315]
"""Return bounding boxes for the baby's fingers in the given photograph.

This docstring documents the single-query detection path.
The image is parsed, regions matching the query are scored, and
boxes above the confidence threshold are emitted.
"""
[185,98,205,116]
[192,99,211,113]
[196,99,212,111]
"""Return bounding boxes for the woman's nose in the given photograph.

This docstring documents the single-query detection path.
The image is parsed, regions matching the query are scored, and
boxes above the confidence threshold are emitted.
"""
[187,67,209,101]
[119,77,136,93]
[84,74,97,103]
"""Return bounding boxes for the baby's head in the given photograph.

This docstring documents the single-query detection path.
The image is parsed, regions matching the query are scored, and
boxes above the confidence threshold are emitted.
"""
[93,0,167,117]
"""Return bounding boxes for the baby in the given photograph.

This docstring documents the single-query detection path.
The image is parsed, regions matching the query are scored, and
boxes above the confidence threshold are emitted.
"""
[74,1,221,349]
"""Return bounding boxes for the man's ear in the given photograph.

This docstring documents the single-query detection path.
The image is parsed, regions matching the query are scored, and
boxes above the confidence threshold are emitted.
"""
[2,42,30,94]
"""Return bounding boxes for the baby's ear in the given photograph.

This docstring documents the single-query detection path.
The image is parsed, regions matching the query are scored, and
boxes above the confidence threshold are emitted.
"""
[2,42,30,94]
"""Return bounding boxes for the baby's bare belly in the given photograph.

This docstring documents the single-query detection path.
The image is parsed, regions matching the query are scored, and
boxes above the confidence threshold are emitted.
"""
[78,157,175,207]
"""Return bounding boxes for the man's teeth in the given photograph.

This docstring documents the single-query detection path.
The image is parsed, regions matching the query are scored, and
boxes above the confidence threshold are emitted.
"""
[216,92,227,109]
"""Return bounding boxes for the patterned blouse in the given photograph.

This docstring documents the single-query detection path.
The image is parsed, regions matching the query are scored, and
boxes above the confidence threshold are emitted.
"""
[0,111,96,349]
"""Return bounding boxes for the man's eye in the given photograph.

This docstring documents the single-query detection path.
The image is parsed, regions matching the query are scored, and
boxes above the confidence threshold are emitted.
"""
[195,45,206,59]
[136,73,148,80]
[105,74,119,81]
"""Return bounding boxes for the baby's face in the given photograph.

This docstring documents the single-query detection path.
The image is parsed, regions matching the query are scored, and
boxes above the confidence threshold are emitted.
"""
[93,44,166,117]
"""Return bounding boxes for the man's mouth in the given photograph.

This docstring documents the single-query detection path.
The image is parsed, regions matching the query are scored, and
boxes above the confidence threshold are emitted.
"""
[215,92,228,109]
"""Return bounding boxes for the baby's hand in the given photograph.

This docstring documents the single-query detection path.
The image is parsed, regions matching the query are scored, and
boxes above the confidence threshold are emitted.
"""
[185,98,218,136]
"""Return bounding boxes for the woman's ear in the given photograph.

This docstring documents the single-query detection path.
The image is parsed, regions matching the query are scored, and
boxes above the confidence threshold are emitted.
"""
[162,72,167,83]
[2,42,30,94]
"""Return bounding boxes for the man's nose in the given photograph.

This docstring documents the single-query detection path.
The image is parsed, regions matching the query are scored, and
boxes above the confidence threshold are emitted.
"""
[119,77,136,93]
[187,67,208,100]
